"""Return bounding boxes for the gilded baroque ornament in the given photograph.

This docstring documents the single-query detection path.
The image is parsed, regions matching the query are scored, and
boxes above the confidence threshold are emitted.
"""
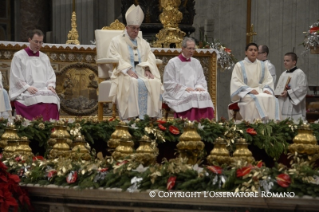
[112,134,134,161]
[232,138,255,164]
[153,0,186,48]
[107,122,132,153]
[56,63,98,116]
[135,135,158,166]
[206,137,232,165]
[176,121,205,165]
[66,1,80,45]
[102,19,125,30]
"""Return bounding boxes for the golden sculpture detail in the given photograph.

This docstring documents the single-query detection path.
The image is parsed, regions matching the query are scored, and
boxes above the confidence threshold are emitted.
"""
[102,19,125,30]
[0,123,19,149]
[246,24,257,43]
[15,136,33,158]
[2,139,18,159]
[153,0,186,48]
[288,123,319,156]
[112,134,134,161]
[66,0,80,45]
[107,122,132,153]
[135,135,158,166]
[176,121,205,165]
[232,138,255,164]
[206,137,232,165]
[47,121,72,159]
[71,135,91,161]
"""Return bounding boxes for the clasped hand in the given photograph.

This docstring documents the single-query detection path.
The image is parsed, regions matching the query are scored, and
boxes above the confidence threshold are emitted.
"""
[249,89,271,95]
[127,68,154,79]
[186,87,205,92]
[27,86,56,94]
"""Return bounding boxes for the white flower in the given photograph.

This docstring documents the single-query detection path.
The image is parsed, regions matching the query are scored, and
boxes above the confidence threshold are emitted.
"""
[197,123,204,130]
[22,119,31,127]
[68,118,75,123]
[192,164,203,173]
[132,164,148,173]
[130,123,138,130]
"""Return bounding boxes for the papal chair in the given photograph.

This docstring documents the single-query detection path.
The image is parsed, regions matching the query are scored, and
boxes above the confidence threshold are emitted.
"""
[95,20,144,121]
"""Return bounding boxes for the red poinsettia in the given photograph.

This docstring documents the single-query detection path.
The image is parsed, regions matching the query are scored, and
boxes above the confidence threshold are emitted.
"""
[236,166,252,177]
[256,161,263,168]
[167,176,176,190]
[310,26,319,33]
[32,155,44,161]
[158,124,166,131]
[246,128,257,135]
[207,166,222,174]
[0,187,19,212]
[225,48,231,53]
[47,170,57,179]
[157,119,166,124]
[276,173,291,188]
[0,153,3,160]
[169,126,180,135]
[17,187,31,209]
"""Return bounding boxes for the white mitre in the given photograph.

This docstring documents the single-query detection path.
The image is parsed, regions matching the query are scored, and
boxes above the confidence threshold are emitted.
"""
[125,4,144,26]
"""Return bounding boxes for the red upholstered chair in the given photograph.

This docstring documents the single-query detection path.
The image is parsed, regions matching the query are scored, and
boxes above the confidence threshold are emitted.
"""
[162,102,171,120]
[228,102,240,120]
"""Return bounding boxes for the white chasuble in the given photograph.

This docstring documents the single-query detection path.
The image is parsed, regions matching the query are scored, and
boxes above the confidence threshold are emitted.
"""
[9,49,60,109]
[230,57,280,122]
[107,32,163,120]
[162,56,214,112]
[276,68,307,121]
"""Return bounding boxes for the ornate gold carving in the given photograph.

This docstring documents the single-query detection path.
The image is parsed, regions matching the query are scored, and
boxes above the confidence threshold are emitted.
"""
[102,19,125,30]
[153,0,186,48]
[108,122,132,153]
[135,135,158,166]
[0,124,19,150]
[232,138,255,164]
[207,137,232,165]
[176,121,205,165]
[112,133,134,161]
[56,63,98,116]
[66,11,80,45]
[15,137,33,158]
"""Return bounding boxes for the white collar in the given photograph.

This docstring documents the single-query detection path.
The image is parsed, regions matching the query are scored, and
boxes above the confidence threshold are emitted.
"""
[244,57,257,64]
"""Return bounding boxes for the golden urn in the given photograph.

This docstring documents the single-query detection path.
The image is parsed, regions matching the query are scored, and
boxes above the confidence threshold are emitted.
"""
[232,138,255,164]
[176,122,205,165]
[288,123,319,155]
[15,136,33,158]
[112,134,134,161]
[135,135,158,166]
[108,122,132,152]
[48,121,72,147]
[207,137,232,165]
[2,139,18,159]
[71,135,91,161]
[47,134,71,159]
[0,124,20,149]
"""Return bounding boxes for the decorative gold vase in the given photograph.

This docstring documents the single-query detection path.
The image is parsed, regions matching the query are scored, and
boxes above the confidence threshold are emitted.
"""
[288,124,319,155]
[0,124,20,149]
[232,138,255,163]
[112,134,134,161]
[2,139,18,159]
[135,135,158,166]
[176,122,205,165]
[15,136,33,158]
[108,122,132,152]
[71,135,91,161]
[48,122,72,150]
[207,137,232,165]
[48,135,71,159]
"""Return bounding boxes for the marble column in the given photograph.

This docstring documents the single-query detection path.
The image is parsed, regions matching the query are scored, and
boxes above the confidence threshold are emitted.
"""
[14,0,51,42]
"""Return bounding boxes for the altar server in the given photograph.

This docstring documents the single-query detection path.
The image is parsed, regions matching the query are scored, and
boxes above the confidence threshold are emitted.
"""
[230,43,280,122]
[9,29,59,121]
[275,52,307,121]
[0,71,12,119]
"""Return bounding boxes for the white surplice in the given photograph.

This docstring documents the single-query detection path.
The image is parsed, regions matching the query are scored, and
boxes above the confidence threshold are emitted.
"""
[264,60,276,87]
[0,71,12,118]
[230,57,280,122]
[162,56,214,112]
[275,67,307,121]
[107,32,163,120]
[9,49,60,109]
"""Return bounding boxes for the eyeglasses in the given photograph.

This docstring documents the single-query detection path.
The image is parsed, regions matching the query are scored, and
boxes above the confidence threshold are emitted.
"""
[32,40,44,45]
[186,47,196,51]
[128,26,140,31]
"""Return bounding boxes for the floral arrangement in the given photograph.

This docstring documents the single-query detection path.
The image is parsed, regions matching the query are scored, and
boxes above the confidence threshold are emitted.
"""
[0,159,32,212]
[303,19,319,52]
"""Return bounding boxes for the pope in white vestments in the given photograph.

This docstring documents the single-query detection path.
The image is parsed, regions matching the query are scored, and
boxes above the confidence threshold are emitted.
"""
[275,52,307,121]
[230,43,280,122]
[107,5,162,120]
[163,38,214,121]
[0,71,12,119]
[9,29,60,121]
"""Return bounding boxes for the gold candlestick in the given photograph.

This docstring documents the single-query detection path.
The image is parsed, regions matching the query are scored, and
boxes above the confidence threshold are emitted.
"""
[66,0,80,45]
